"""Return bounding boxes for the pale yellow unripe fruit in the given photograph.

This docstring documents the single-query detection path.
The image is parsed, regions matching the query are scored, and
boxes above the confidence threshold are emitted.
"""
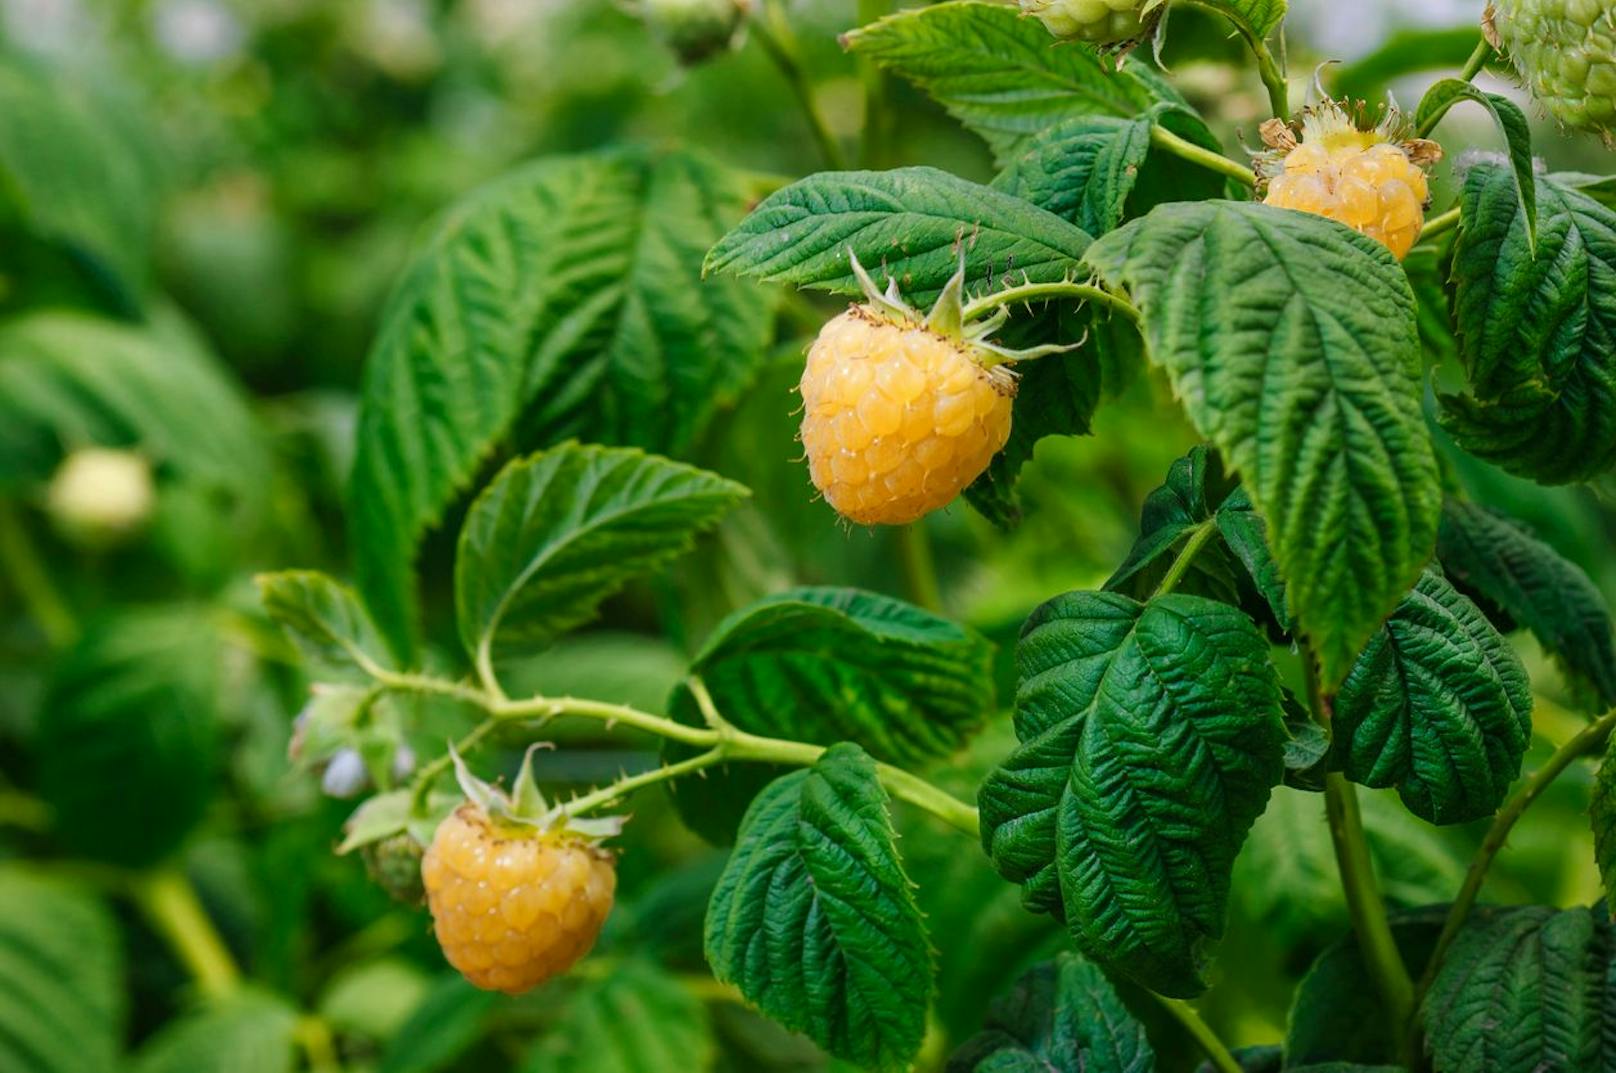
[46,447,156,546]
[1020,0,1150,43]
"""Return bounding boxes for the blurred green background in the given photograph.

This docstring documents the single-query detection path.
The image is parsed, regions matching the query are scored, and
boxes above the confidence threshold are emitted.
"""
[0,1,1613,1070]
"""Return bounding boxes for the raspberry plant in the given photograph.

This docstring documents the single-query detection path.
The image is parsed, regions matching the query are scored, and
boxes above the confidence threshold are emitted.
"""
[4,1,1616,1072]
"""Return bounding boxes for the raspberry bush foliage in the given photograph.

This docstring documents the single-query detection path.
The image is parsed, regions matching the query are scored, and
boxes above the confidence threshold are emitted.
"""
[6,2,1616,1072]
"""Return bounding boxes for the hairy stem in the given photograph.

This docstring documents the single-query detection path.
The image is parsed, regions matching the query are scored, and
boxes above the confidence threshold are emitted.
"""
[1418,205,1462,243]
[133,868,241,1002]
[1153,521,1218,597]
[1159,997,1243,1073]
[960,281,1141,324]
[1150,124,1256,187]
[0,501,77,648]
[897,523,943,613]
[752,6,847,171]
[1457,37,1494,85]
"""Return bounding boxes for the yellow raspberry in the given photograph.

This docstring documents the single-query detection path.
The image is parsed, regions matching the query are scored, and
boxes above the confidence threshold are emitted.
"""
[800,306,1014,526]
[1260,101,1440,261]
[422,805,616,995]
[1020,0,1152,44]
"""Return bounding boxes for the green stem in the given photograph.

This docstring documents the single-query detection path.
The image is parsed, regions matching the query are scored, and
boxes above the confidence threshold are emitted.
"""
[1181,2,1288,116]
[411,717,500,812]
[960,281,1141,325]
[1154,521,1218,596]
[295,1016,344,1073]
[562,747,726,815]
[1418,205,1461,243]
[133,869,241,1002]
[1159,998,1243,1073]
[1411,707,1616,1014]
[856,0,891,168]
[1457,36,1494,85]
[0,501,76,648]
[1150,125,1256,187]
[751,7,847,171]
[897,523,943,613]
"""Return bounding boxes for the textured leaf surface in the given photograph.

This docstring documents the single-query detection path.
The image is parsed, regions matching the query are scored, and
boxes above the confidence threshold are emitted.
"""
[258,570,394,677]
[1441,165,1616,483]
[946,951,1153,1073]
[1415,80,1535,247]
[704,744,932,1072]
[1423,906,1615,1073]
[978,591,1286,996]
[1085,200,1440,685]
[132,992,298,1073]
[36,608,220,866]
[1438,499,1616,708]
[844,1,1181,165]
[1334,568,1532,825]
[456,445,745,666]
[349,147,772,655]
[668,587,994,842]
[0,869,123,1073]
[1593,734,1616,916]
[704,167,1091,304]
[521,962,714,1073]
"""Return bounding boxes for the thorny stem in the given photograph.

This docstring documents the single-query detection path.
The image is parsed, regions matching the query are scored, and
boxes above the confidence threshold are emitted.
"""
[1409,707,1616,1035]
[1159,997,1243,1073]
[410,717,500,812]
[1417,205,1462,243]
[133,868,242,1002]
[1153,521,1218,597]
[897,523,943,613]
[960,281,1141,325]
[0,501,77,648]
[751,5,847,171]
[1182,1,1289,117]
[1150,125,1257,187]
[1305,656,1416,1055]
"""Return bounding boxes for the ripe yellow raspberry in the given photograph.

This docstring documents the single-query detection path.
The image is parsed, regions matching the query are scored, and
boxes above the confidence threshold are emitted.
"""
[800,307,1014,526]
[422,805,616,995]
[1259,101,1441,261]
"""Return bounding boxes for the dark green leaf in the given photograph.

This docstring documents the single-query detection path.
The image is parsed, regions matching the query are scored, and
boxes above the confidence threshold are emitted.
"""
[36,607,220,866]
[668,587,994,843]
[704,744,932,1072]
[1438,499,1616,708]
[1441,166,1616,483]
[1415,80,1535,247]
[0,869,123,1073]
[1085,200,1441,686]
[257,570,394,677]
[349,147,773,656]
[1591,733,1616,916]
[1334,568,1533,825]
[1423,905,1613,1073]
[455,444,746,667]
[521,961,714,1073]
[132,991,298,1073]
[705,167,1091,306]
[378,975,502,1073]
[1103,445,1233,595]
[946,951,1154,1073]
[1215,488,1291,633]
[979,591,1286,996]
[843,1,1181,166]
[1194,1047,1281,1073]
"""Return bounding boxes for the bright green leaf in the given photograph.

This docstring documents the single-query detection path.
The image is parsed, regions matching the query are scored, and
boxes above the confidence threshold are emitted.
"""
[1441,165,1616,483]
[1085,200,1441,686]
[947,951,1154,1073]
[1333,568,1533,825]
[1438,499,1616,709]
[455,444,746,668]
[257,570,394,677]
[668,587,995,843]
[521,961,715,1073]
[1190,0,1286,40]
[349,147,774,656]
[705,744,932,1073]
[979,590,1286,996]
[132,991,298,1073]
[1415,80,1535,248]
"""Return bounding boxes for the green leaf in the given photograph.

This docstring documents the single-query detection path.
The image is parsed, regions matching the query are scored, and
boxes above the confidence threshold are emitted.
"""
[705,167,1092,306]
[0,51,162,305]
[1333,568,1533,825]
[978,591,1286,996]
[946,951,1154,1073]
[349,147,774,656]
[668,587,995,843]
[705,744,932,1072]
[132,991,299,1073]
[257,570,395,677]
[521,961,714,1073]
[36,607,220,866]
[1103,445,1234,597]
[0,311,269,503]
[1215,488,1291,633]
[1438,499,1616,708]
[1085,200,1441,686]
[1591,733,1616,915]
[455,444,746,667]
[0,869,123,1073]
[844,1,1184,166]
[378,975,502,1073]
[1415,80,1535,249]
[1441,165,1616,483]
[1190,0,1286,40]
[1423,905,1613,1072]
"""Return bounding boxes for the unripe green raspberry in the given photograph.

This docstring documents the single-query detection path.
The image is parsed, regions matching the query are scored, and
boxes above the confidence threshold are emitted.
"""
[1020,0,1152,45]
[640,0,751,64]
[1490,0,1616,139]
[362,832,426,905]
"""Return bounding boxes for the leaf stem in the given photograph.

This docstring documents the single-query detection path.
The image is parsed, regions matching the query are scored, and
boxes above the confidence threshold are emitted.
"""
[751,4,847,171]
[1149,125,1256,187]
[897,523,943,613]
[1180,2,1289,117]
[1158,997,1243,1073]
[0,501,77,648]
[1417,205,1462,243]
[132,868,241,1002]
[1410,706,1616,1017]
[960,281,1141,324]
[561,747,726,815]
[1153,520,1218,597]
[1457,37,1494,86]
